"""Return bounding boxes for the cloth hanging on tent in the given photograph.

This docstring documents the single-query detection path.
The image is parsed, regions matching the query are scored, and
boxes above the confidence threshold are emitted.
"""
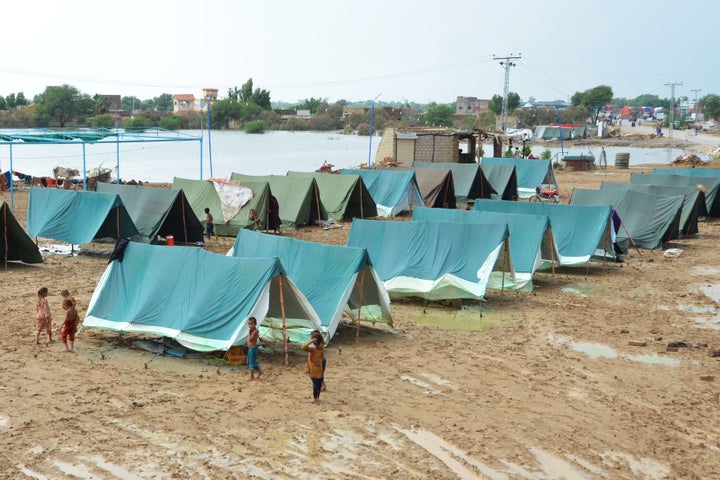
[210,179,254,223]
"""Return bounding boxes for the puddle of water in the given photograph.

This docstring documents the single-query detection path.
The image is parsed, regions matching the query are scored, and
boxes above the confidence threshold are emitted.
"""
[626,354,681,366]
[17,465,47,480]
[412,306,512,331]
[561,287,588,298]
[400,427,509,480]
[530,447,594,480]
[0,413,10,428]
[692,316,720,330]
[38,244,79,256]
[400,375,442,395]
[693,266,720,276]
[89,456,143,480]
[700,284,720,304]
[602,452,670,479]
[677,303,715,314]
[53,460,95,478]
[570,341,618,359]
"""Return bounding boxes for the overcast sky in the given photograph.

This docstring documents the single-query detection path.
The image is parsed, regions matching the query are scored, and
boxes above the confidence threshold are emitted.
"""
[2,0,716,105]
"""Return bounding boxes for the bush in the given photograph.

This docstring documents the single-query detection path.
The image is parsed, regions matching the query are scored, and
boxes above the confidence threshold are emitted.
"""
[356,123,371,136]
[540,149,552,160]
[158,114,183,130]
[91,114,115,128]
[244,120,266,134]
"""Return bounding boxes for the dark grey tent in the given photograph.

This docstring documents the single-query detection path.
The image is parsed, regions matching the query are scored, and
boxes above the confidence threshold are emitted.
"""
[480,163,520,200]
[570,188,684,250]
[600,182,706,235]
[96,182,204,244]
[632,173,720,217]
[1,200,43,265]
[412,162,495,205]
[393,167,457,209]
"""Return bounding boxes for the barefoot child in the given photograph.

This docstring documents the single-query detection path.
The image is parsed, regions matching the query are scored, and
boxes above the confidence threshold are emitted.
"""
[302,332,325,403]
[35,287,52,344]
[247,317,263,380]
[60,289,77,308]
[61,299,80,352]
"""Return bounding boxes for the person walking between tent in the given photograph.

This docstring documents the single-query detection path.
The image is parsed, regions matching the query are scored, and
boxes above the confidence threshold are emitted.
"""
[35,287,52,345]
[61,298,80,352]
[60,289,77,309]
[302,332,325,403]
[247,317,263,380]
[204,207,216,241]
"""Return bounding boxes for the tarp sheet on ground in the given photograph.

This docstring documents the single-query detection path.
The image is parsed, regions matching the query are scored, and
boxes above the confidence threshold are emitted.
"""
[600,182,706,235]
[412,207,557,291]
[84,242,321,351]
[408,167,457,209]
[286,172,377,220]
[646,170,720,216]
[1,200,43,264]
[230,173,327,228]
[479,163,519,200]
[473,199,615,265]
[96,182,204,244]
[341,169,423,217]
[570,188,683,250]
[27,188,138,244]
[229,230,392,341]
[347,218,512,300]
[172,177,270,236]
[480,157,558,199]
[412,162,495,205]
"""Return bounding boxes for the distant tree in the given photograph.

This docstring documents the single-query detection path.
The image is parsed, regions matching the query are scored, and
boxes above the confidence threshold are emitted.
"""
[158,114,183,130]
[423,103,454,127]
[154,93,173,112]
[0,96,6,110]
[121,96,141,112]
[294,97,325,114]
[561,105,591,125]
[285,117,309,131]
[5,93,16,109]
[476,111,497,131]
[239,78,254,103]
[309,113,337,131]
[15,92,28,107]
[208,99,242,129]
[93,94,112,115]
[32,84,90,127]
[91,114,115,128]
[700,94,720,121]
[244,120,266,134]
[250,88,271,110]
[571,85,613,122]
[336,99,348,107]
[489,92,520,116]
[258,110,281,128]
[124,116,150,130]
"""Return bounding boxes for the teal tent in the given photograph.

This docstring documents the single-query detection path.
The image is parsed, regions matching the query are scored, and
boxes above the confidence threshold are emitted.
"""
[473,199,615,265]
[172,177,270,236]
[347,219,512,300]
[480,163,520,200]
[286,172,377,220]
[412,162,495,205]
[229,230,392,341]
[570,188,684,250]
[341,169,423,216]
[96,182,204,244]
[653,168,720,177]
[480,157,558,198]
[643,171,720,216]
[1,200,43,264]
[412,207,558,291]
[230,173,327,229]
[600,182,706,235]
[84,242,321,351]
[27,188,138,244]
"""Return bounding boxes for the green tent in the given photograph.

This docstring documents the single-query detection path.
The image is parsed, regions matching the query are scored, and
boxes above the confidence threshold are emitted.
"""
[230,173,327,229]
[412,162,495,205]
[480,163,520,200]
[341,169,423,217]
[1,201,43,264]
[480,157,558,199]
[570,188,684,250]
[600,182,706,235]
[644,171,720,216]
[96,182,204,244]
[412,207,557,292]
[287,172,377,220]
[347,218,512,300]
[229,230,392,341]
[172,177,270,236]
[473,199,616,265]
[27,188,138,245]
[84,242,322,351]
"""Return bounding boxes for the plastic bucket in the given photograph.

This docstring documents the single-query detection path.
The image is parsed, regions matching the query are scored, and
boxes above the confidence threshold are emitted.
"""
[166,235,174,246]
[615,152,630,169]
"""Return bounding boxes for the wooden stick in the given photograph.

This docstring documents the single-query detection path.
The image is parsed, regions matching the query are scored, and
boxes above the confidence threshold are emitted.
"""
[548,227,557,285]
[355,269,366,345]
[278,275,288,365]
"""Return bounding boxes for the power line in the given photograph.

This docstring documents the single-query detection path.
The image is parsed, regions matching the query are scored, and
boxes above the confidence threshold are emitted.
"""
[664,81,683,139]
[493,53,521,132]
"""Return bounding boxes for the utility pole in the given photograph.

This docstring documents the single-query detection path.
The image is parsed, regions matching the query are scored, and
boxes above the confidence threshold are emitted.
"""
[665,81,683,140]
[494,53,521,132]
[691,88,702,122]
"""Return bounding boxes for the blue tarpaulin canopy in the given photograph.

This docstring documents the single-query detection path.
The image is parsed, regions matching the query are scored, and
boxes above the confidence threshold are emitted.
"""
[341,169,423,217]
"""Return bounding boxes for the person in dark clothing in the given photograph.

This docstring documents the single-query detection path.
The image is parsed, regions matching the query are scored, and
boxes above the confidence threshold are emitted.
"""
[267,195,281,234]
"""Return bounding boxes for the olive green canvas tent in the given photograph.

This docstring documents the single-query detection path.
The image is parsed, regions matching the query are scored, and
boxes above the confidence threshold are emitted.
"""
[172,177,270,236]
[1,200,43,265]
[230,173,327,229]
[286,172,377,220]
[570,188,684,250]
[96,182,204,244]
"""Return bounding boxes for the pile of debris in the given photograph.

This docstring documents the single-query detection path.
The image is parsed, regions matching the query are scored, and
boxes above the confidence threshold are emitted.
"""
[672,154,706,166]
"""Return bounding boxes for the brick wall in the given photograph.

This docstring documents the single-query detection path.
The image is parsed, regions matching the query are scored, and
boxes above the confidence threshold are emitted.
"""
[415,135,458,163]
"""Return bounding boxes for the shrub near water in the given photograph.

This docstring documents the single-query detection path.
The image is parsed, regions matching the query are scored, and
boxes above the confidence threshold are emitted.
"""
[245,120,266,134]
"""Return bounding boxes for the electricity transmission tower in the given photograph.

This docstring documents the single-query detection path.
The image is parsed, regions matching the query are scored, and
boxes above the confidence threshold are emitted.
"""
[665,81,683,140]
[494,53,521,132]
[690,88,702,121]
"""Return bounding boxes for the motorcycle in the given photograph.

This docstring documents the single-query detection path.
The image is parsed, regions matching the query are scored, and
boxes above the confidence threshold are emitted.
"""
[529,184,560,203]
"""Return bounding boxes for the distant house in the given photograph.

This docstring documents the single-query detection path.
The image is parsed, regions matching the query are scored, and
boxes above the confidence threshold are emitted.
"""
[375,127,481,165]
[342,106,411,122]
[455,97,490,115]
[172,88,218,114]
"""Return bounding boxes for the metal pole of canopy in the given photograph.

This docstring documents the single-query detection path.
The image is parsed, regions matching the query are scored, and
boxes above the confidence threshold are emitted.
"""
[115,118,120,184]
[9,143,14,211]
[82,143,87,191]
[279,275,288,365]
[199,136,204,180]
[207,96,213,178]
